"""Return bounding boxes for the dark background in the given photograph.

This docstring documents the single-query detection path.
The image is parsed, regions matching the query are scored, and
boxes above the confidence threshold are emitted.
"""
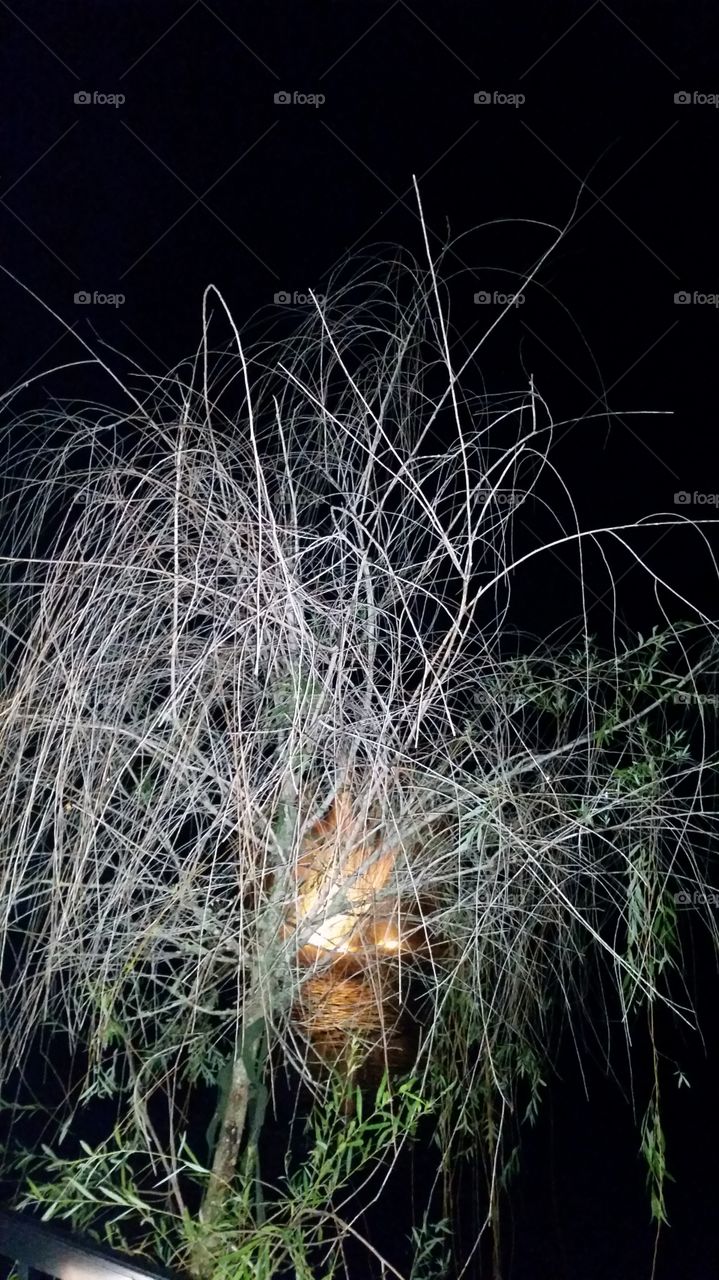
[0,3,717,1278]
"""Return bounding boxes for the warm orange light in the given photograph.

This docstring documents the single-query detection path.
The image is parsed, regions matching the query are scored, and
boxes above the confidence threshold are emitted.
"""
[289,789,402,961]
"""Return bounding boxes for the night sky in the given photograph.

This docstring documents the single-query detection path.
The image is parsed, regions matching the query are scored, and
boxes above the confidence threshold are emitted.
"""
[1,3,718,1277]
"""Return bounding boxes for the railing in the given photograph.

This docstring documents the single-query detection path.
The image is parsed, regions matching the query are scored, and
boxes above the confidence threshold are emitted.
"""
[0,1209,175,1280]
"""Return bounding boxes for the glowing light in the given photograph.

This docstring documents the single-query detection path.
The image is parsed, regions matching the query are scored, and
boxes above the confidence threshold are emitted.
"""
[289,790,406,961]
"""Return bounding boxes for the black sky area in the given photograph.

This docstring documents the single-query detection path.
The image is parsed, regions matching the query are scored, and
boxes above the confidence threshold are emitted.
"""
[0,3,718,1279]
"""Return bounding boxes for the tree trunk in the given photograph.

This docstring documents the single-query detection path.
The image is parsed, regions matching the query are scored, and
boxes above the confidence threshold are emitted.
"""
[189,1043,256,1279]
